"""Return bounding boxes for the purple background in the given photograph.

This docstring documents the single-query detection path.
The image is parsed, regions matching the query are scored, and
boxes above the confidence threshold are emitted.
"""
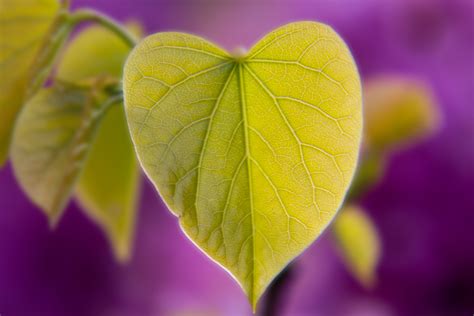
[1,0,473,315]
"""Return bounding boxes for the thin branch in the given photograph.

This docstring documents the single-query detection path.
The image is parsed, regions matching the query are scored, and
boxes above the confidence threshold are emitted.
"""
[68,9,138,48]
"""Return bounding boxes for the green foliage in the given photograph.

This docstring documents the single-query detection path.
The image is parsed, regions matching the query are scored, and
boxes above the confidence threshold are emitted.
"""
[57,25,141,261]
[337,75,439,287]
[364,75,440,152]
[11,83,104,225]
[0,0,61,166]
[333,205,381,287]
[123,22,362,309]
[57,24,140,81]
[75,104,139,261]
[3,0,438,306]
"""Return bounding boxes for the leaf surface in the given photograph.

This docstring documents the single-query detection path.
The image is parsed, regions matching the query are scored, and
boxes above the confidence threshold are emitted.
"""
[11,83,100,225]
[333,205,381,287]
[0,0,60,165]
[57,25,140,261]
[123,21,362,309]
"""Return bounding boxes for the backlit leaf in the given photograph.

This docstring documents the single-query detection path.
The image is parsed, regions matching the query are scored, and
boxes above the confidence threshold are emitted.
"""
[0,0,60,166]
[364,75,440,151]
[123,22,362,309]
[333,205,381,287]
[11,83,101,225]
[57,25,140,261]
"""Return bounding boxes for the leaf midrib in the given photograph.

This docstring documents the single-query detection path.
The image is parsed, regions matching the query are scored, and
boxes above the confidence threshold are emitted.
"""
[191,59,258,304]
[238,62,257,307]
[193,58,318,307]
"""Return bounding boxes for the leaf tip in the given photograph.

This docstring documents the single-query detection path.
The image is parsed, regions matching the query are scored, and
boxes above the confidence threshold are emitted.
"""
[249,295,258,314]
[112,236,133,263]
[252,302,258,314]
[47,210,63,230]
[248,284,264,315]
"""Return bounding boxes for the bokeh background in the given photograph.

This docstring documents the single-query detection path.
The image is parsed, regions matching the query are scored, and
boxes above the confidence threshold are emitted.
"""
[1,0,473,315]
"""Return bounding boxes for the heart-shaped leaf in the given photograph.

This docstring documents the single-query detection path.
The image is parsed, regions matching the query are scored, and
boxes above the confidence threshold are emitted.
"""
[11,83,103,225]
[0,0,61,166]
[57,25,141,261]
[333,205,381,287]
[123,21,362,309]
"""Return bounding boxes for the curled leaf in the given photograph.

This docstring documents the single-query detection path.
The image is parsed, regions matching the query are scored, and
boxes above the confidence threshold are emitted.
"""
[333,205,381,287]
[363,75,440,151]
[57,24,141,261]
[123,22,362,309]
[11,83,102,225]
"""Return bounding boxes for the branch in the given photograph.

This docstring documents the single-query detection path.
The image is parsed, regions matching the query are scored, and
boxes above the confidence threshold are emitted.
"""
[68,9,138,48]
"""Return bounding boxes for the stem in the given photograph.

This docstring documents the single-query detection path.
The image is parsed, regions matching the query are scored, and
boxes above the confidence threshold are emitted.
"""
[27,11,73,98]
[97,93,124,119]
[68,9,137,47]
[346,150,386,201]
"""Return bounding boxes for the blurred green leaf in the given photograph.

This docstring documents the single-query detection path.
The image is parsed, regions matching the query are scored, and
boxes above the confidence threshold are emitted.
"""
[57,23,141,81]
[363,75,440,152]
[123,22,362,309]
[333,205,381,287]
[57,24,140,261]
[75,105,139,261]
[11,83,102,225]
[27,11,74,98]
[0,0,61,166]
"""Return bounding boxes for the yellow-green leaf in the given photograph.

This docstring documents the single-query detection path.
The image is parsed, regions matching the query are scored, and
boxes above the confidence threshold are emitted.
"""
[57,25,140,261]
[75,105,139,261]
[57,24,140,81]
[333,205,381,287]
[123,21,362,309]
[11,83,100,225]
[0,0,60,166]
[364,75,440,151]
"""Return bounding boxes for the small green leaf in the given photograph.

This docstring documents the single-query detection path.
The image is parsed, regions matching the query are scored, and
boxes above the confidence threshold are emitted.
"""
[57,24,140,81]
[0,0,61,166]
[11,83,101,225]
[75,105,139,261]
[123,21,362,309]
[333,205,381,287]
[364,75,440,152]
[57,25,140,261]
